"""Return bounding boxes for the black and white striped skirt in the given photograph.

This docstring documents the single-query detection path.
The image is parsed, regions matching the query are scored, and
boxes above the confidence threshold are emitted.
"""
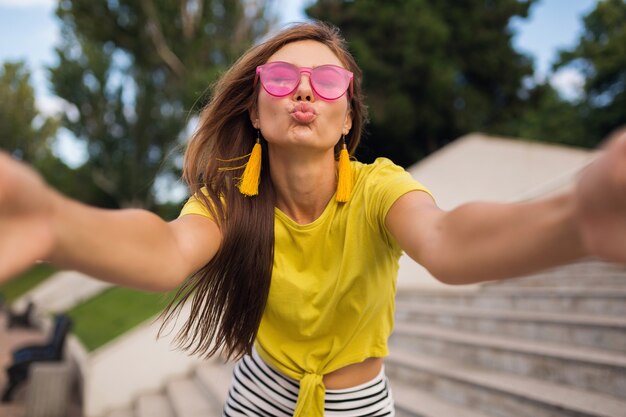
[223,347,395,416]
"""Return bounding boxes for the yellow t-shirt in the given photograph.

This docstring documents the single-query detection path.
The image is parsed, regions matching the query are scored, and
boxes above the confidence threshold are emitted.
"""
[179,157,433,416]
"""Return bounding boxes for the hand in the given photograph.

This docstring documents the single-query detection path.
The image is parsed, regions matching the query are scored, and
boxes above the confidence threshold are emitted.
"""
[0,152,57,283]
[575,127,626,263]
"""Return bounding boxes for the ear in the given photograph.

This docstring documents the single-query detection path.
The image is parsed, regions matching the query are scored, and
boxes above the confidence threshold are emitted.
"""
[249,106,260,129]
[342,106,353,135]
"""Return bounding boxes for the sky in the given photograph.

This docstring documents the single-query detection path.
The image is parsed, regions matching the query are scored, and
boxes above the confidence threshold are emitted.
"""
[0,0,599,169]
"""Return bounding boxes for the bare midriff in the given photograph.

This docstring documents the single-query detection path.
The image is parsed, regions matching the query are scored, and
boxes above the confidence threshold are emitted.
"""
[322,357,384,389]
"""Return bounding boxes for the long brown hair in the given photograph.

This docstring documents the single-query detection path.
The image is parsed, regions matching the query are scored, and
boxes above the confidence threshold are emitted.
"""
[159,21,368,360]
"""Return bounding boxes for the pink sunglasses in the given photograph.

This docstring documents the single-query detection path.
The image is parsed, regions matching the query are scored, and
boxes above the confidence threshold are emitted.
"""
[255,61,354,101]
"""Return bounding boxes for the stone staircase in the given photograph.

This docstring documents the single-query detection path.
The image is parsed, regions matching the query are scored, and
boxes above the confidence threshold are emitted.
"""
[103,260,626,417]
[104,359,234,417]
[388,260,626,417]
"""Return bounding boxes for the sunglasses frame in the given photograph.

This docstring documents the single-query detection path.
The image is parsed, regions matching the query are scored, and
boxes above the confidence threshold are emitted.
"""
[254,61,354,101]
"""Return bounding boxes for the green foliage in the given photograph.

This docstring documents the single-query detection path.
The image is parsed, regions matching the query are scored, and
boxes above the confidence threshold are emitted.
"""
[0,264,57,304]
[0,61,59,163]
[307,0,537,165]
[504,83,588,148]
[49,0,276,209]
[554,0,626,145]
[0,60,116,204]
[66,286,176,351]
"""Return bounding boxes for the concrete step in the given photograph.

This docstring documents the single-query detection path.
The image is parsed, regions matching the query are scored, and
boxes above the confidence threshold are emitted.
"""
[395,287,626,316]
[195,359,235,411]
[386,347,626,417]
[391,381,491,417]
[392,322,626,398]
[136,393,175,417]
[106,409,135,417]
[166,376,216,417]
[484,260,626,288]
[0,404,25,417]
[25,362,72,417]
[395,301,626,352]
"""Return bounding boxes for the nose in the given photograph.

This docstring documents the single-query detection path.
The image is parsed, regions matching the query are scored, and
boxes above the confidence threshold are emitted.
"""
[293,70,314,102]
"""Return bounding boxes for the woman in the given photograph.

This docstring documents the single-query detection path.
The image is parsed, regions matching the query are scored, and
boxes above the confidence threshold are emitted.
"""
[0,22,625,417]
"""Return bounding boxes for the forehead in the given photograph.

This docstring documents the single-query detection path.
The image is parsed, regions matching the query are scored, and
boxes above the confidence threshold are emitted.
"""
[267,40,344,68]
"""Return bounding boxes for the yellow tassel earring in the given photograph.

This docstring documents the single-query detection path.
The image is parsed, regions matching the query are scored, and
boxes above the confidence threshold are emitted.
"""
[336,135,353,202]
[238,131,262,196]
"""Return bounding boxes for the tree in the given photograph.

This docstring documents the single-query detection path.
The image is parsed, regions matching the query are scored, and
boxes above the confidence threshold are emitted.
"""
[49,0,276,209]
[504,83,587,148]
[554,0,626,146]
[307,0,538,166]
[0,60,121,206]
[0,61,58,163]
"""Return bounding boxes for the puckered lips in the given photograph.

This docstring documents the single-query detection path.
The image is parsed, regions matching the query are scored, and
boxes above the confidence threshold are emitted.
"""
[290,102,317,123]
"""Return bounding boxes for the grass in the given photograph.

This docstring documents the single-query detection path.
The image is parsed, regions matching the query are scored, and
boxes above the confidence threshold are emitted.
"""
[66,286,178,352]
[0,264,180,352]
[0,263,57,304]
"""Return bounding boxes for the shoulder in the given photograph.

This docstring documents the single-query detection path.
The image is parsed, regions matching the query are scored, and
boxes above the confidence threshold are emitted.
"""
[351,157,435,215]
[179,187,226,221]
[353,157,403,174]
[353,157,408,183]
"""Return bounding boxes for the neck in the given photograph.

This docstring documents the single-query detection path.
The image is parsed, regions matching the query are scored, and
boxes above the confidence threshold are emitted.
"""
[268,146,337,224]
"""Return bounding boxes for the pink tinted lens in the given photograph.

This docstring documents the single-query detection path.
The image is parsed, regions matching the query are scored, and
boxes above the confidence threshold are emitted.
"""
[310,65,350,100]
[258,62,352,100]
[259,63,300,96]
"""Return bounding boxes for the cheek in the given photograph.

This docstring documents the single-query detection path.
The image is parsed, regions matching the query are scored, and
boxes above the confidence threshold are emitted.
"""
[258,94,285,123]
[327,100,350,125]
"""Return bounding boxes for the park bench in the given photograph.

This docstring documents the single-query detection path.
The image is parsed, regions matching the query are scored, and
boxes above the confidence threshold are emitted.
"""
[1,314,73,403]
[7,301,36,329]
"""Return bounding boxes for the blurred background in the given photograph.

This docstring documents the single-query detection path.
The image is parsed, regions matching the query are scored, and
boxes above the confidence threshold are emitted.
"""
[1,1,626,416]
[1,0,624,218]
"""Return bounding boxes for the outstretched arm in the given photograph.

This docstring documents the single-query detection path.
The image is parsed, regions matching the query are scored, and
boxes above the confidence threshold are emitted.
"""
[386,128,626,285]
[0,152,221,291]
